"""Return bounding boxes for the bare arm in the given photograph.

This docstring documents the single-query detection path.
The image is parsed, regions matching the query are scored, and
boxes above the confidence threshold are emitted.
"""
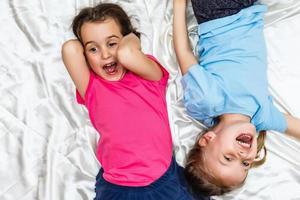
[61,39,90,98]
[285,114,300,140]
[117,33,163,81]
[173,0,198,75]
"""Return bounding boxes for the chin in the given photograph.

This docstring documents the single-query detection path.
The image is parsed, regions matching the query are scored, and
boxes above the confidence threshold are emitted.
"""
[101,72,125,81]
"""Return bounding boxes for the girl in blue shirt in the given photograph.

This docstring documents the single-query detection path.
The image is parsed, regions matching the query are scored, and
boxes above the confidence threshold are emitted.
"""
[173,0,300,197]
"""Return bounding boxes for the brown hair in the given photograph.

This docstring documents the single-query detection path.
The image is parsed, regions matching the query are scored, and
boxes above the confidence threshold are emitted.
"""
[184,130,267,197]
[72,3,140,43]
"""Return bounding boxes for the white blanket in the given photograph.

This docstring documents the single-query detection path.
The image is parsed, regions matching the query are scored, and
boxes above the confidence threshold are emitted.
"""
[0,0,299,199]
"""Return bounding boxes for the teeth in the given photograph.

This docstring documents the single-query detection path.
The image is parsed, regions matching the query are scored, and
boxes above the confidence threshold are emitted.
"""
[237,140,251,148]
[103,62,117,74]
[238,141,247,145]
[104,62,115,67]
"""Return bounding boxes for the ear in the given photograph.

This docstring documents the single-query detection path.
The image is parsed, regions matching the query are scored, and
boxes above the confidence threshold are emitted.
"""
[198,131,216,147]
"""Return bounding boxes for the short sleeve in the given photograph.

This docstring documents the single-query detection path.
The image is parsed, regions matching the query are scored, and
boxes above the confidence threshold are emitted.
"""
[181,64,224,127]
[75,71,95,105]
[76,90,85,104]
[254,96,287,133]
[146,55,169,86]
[269,105,287,133]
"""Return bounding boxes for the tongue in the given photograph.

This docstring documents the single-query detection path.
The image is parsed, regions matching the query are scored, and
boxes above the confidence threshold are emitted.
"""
[236,134,252,144]
[104,65,116,74]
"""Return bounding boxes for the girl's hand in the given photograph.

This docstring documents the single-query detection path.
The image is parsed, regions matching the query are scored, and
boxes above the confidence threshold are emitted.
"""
[117,32,163,81]
[118,33,141,53]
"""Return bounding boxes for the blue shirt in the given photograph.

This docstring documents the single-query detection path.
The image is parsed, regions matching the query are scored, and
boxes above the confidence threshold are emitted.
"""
[182,5,287,132]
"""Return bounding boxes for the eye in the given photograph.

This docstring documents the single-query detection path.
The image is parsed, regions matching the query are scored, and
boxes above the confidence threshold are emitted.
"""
[108,42,117,48]
[88,47,97,53]
[224,156,232,161]
[242,160,250,167]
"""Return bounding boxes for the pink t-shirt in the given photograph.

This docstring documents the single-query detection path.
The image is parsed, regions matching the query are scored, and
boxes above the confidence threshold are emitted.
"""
[76,55,173,186]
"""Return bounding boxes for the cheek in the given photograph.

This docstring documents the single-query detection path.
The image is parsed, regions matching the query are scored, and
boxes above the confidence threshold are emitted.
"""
[110,48,118,57]
[86,54,100,67]
[250,144,258,159]
[203,145,218,162]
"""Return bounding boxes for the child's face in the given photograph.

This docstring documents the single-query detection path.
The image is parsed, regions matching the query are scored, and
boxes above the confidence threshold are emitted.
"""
[80,18,126,81]
[199,122,258,187]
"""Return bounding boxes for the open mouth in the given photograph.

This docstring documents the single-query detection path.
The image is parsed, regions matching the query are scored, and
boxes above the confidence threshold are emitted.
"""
[103,62,118,74]
[236,134,253,148]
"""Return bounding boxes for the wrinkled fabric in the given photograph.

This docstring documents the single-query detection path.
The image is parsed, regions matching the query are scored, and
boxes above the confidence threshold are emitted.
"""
[0,0,300,200]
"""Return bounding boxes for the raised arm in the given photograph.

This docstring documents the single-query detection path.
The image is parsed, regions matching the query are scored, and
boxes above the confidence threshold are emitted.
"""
[285,114,300,140]
[173,0,198,75]
[61,39,90,98]
[117,33,163,81]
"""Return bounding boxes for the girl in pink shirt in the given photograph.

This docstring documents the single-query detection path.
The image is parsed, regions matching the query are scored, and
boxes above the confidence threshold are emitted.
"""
[61,3,193,200]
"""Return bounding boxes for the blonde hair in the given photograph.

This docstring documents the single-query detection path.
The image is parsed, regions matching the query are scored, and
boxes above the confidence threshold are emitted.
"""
[184,130,267,196]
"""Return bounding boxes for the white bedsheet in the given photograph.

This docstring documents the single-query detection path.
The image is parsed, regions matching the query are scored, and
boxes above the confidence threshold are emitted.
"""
[0,0,299,199]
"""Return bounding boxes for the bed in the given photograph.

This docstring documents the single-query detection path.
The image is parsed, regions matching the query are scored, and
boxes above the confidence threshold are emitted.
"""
[0,0,299,199]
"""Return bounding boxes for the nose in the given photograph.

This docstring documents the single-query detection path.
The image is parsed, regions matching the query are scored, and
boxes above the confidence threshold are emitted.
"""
[238,150,256,161]
[238,150,252,160]
[238,150,246,159]
[101,48,111,59]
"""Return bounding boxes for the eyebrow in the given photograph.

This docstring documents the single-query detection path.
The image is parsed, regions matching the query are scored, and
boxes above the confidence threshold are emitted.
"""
[107,35,120,39]
[84,35,120,47]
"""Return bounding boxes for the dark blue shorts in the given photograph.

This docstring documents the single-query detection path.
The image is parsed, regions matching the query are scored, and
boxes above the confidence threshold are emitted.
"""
[191,0,258,24]
[94,158,193,200]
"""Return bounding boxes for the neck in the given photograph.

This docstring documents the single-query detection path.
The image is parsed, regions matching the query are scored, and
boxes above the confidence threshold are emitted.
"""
[213,113,251,132]
[219,113,251,123]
